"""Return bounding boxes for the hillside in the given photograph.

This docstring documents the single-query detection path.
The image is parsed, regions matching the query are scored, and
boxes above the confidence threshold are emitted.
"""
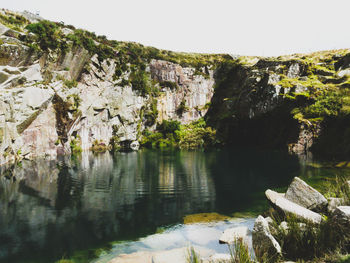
[0,9,350,165]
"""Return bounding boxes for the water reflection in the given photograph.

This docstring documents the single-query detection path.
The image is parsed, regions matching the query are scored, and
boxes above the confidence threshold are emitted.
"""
[0,149,300,262]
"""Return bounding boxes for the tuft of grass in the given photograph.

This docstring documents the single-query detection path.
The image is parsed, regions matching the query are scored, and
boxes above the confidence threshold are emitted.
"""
[186,246,200,263]
[229,238,254,263]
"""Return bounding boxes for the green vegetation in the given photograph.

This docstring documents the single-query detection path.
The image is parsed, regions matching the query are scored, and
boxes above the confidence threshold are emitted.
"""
[70,137,82,155]
[268,213,349,262]
[25,20,65,51]
[176,118,217,149]
[90,139,110,153]
[262,173,350,263]
[186,246,200,263]
[129,69,152,95]
[176,99,187,115]
[64,79,78,89]
[230,238,254,263]
[187,238,254,263]
[0,11,28,31]
[141,118,217,149]
[159,80,178,90]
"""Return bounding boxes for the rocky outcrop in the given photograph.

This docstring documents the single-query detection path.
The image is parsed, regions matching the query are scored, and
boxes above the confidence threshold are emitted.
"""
[252,215,282,261]
[0,35,215,164]
[150,60,214,124]
[1,11,350,164]
[285,177,328,212]
[265,189,323,224]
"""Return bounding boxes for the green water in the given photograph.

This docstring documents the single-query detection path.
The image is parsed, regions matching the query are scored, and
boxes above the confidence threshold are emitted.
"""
[0,148,347,263]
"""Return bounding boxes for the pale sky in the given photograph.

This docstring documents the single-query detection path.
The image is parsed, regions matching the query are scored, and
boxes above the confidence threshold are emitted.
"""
[2,0,349,56]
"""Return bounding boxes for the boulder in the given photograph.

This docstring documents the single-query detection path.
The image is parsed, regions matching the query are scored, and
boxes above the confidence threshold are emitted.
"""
[285,177,328,212]
[332,206,350,226]
[130,141,140,151]
[252,215,281,262]
[219,226,249,244]
[266,189,322,224]
[327,197,345,213]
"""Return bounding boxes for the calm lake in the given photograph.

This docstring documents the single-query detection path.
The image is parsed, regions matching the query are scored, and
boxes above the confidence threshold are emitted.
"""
[0,148,346,263]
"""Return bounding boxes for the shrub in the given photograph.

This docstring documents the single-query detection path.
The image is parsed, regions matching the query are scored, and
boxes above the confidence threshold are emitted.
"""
[304,92,342,118]
[129,70,151,95]
[157,120,180,135]
[176,99,187,116]
[159,80,178,90]
[25,20,61,50]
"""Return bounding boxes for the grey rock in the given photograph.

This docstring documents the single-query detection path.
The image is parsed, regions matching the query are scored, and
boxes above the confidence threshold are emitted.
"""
[287,63,300,78]
[332,206,350,227]
[328,197,345,213]
[130,141,140,151]
[252,215,281,261]
[285,177,328,212]
[266,189,322,224]
[337,69,350,78]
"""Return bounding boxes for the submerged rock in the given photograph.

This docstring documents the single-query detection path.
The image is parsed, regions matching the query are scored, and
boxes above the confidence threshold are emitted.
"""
[219,226,249,244]
[252,215,281,262]
[285,177,328,212]
[265,189,322,224]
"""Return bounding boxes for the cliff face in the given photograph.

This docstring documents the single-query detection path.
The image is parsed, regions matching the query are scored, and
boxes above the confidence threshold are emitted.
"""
[0,11,217,164]
[0,9,350,164]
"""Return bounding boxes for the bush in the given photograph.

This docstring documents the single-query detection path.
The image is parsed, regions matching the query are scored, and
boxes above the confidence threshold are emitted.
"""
[25,20,61,50]
[129,70,151,95]
[157,120,180,135]
[159,80,178,90]
[176,99,187,116]
[304,92,342,118]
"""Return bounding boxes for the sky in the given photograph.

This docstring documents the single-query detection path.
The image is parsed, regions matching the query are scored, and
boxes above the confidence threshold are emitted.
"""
[2,0,349,56]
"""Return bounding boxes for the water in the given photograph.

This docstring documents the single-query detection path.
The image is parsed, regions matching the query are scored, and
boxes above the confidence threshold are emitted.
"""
[0,148,343,263]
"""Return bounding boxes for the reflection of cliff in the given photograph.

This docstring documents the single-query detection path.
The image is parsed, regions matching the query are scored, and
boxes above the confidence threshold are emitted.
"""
[0,150,217,262]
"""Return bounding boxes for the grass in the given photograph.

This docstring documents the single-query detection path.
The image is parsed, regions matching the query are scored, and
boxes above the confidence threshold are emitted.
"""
[187,246,200,263]
[229,238,254,263]
[263,174,350,262]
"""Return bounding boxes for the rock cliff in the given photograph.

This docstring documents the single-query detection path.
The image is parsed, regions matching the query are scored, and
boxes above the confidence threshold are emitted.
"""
[0,9,349,164]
